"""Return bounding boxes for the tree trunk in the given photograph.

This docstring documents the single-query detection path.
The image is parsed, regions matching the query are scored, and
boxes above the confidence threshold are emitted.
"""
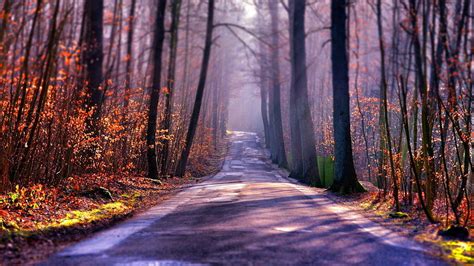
[146,0,167,179]
[268,0,288,169]
[122,0,136,161]
[81,0,104,167]
[408,0,436,211]
[175,0,215,177]
[289,0,321,186]
[259,56,271,148]
[124,0,136,111]
[160,0,182,176]
[329,0,364,193]
[376,0,400,210]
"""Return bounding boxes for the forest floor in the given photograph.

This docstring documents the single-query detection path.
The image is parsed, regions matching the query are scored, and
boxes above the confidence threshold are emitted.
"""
[0,143,227,265]
[321,186,474,264]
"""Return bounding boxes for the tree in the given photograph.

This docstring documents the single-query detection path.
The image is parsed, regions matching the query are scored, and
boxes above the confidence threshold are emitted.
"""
[175,0,215,177]
[256,0,271,149]
[375,0,399,210]
[124,0,137,112]
[146,0,168,180]
[84,0,104,134]
[329,0,364,193]
[288,0,321,186]
[122,0,137,160]
[258,51,271,148]
[160,0,182,176]
[406,0,436,218]
[267,0,288,168]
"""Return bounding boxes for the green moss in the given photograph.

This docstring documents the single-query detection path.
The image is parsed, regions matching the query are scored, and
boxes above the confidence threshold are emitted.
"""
[441,241,474,264]
[388,211,409,219]
[43,201,130,230]
[121,192,142,204]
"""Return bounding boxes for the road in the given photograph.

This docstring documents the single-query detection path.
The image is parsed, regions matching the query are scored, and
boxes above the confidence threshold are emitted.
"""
[45,132,446,265]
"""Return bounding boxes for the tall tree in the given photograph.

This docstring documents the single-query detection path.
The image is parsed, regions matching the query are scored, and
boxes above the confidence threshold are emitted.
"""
[256,0,271,148]
[258,52,271,148]
[376,0,399,210]
[124,0,137,111]
[268,0,288,168]
[146,0,168,180]
[122,0,137,160]
[288,0,321,186]
[160,0,182,176]
[84,0,104,132]
[329,0,364,193]
[407,0,436,213]
[175,0,215,177]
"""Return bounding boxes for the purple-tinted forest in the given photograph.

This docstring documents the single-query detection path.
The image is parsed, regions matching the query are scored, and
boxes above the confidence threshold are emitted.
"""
[0,0,473,264]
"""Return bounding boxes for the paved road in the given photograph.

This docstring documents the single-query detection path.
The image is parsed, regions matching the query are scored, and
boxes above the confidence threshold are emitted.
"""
[45,132,446,265]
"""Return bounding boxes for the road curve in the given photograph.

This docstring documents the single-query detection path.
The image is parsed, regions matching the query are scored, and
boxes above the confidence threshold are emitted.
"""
[44,132,446,266]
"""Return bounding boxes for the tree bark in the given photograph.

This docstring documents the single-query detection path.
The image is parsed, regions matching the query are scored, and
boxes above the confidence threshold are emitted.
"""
[160,0,182,176]
[146,0,167,179]
[329,0,364,193]
[84,0,104,120]
[289,0,321,186]
[376,0,400,210]
[259,56,271,148]
[268,0,288,169]
[124,0,136,111]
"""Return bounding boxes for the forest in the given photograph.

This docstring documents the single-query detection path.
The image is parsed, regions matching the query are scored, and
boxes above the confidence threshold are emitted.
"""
[0,0,473,264]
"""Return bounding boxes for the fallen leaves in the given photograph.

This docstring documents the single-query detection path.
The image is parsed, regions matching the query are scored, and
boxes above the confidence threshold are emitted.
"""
[0,174,197,265]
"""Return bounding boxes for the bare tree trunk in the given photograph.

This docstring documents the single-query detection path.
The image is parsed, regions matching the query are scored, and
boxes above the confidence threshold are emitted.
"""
[175,0,215,177]
[376,0,400,210]
[268,0,288,169]
[289,0,321,186]
[146,0,167,179]
[81,0,104,167]
[407,0,436,217]
[351,6,372,183]
[0,0,12,70]
[259,54,271,148]
[124,0,136,111]
[122,0,136,162]
[160,0,182,176]
[329,0,364,193]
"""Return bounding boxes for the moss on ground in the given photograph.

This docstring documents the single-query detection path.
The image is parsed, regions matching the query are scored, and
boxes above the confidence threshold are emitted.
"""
[52,201,130,228]
[440,241,474,264]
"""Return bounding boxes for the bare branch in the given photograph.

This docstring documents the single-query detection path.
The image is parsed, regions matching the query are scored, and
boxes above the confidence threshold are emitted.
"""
[213,22,271,47]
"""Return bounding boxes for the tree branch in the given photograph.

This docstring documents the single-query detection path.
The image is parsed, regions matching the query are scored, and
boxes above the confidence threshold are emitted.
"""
[213,22,271,47]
